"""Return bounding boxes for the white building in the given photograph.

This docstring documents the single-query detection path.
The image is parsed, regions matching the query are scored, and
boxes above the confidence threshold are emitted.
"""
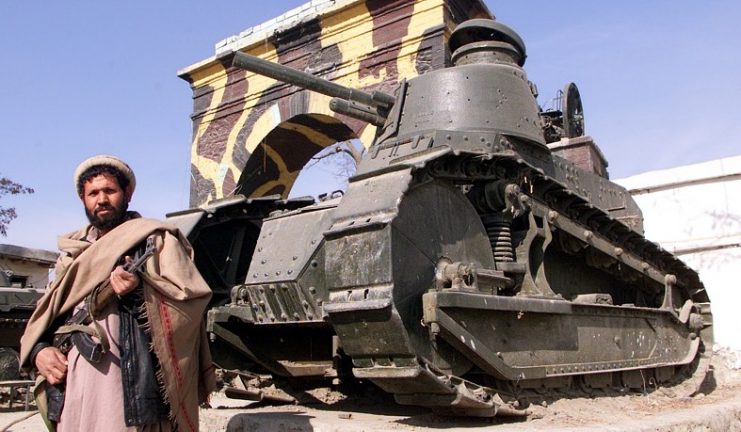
[617,156,741,351]
[0,244,57,289]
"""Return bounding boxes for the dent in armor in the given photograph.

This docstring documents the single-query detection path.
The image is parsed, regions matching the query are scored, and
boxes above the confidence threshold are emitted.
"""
[357,0,414,82]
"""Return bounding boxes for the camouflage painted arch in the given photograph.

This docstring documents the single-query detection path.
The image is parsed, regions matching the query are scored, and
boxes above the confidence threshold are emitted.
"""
[235,113,359,198]
[179,0,493,207]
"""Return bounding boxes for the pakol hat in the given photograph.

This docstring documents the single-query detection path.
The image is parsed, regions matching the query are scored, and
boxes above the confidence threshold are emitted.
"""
[74,155,136,195]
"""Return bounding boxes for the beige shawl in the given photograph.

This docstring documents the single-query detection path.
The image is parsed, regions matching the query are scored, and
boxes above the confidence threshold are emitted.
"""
[20,218,216,432]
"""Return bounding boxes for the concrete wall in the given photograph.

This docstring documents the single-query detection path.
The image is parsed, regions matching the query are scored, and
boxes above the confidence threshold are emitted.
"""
[0,257,53,288]
[617,156,741,350]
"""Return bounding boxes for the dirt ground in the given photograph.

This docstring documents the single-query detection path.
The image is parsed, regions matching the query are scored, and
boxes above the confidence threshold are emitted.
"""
[1,348,740,432]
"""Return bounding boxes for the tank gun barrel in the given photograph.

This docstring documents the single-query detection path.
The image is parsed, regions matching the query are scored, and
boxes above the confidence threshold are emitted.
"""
[329,98,387,127]
[232,52,395,111]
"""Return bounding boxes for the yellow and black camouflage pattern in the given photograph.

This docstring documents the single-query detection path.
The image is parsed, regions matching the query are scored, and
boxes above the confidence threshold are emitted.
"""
[179,0,492,207]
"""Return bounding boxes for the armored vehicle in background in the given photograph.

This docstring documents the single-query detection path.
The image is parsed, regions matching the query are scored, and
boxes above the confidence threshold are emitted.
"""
[170,19,712,416]
[0,244,52,380]
[0,273,44,380]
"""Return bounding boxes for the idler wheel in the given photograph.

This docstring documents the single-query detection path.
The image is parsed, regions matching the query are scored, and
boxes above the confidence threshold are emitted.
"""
[0,348,20,380]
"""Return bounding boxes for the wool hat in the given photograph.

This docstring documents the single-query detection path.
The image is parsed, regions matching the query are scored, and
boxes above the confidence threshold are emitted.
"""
[74,155,136,195]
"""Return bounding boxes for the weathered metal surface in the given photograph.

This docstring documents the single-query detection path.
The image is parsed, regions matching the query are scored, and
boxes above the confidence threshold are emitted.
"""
[178,15,713,418]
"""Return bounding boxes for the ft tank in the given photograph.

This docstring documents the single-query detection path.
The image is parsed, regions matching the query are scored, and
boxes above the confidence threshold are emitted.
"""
[170,19,713,416]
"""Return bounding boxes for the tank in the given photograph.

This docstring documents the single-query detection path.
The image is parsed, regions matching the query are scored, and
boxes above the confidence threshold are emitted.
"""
[170,19,712,416]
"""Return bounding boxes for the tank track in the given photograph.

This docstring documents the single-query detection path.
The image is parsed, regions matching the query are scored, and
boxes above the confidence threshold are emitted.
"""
[376,354,706,417]
[364,151,713,415]
[423,152,707,302]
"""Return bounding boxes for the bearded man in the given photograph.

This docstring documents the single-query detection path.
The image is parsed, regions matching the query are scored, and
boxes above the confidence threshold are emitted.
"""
[20,155,215,431]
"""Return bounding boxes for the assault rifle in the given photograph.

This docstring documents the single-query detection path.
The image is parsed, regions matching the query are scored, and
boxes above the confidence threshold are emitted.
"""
[52,236,156,363]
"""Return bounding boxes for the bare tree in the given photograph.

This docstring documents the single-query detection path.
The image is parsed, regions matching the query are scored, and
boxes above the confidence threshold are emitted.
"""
[0,175,34,236]
[308,140,365,182]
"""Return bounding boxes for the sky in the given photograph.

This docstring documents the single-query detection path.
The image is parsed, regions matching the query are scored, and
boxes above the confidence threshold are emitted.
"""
[1,0,740,252]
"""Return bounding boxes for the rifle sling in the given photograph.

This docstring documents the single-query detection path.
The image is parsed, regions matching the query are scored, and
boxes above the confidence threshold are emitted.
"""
[55,315,110,357]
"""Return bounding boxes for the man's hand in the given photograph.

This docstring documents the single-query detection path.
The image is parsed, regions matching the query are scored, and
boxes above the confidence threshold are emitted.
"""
[110,256,140,296]
[35,347,68,385]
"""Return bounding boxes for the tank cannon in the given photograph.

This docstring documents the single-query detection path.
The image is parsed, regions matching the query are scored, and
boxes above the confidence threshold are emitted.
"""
[179,18,713,416]
[232,51,393,127]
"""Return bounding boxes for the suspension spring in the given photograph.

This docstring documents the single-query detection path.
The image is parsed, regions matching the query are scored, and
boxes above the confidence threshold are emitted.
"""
[481,213,514,262]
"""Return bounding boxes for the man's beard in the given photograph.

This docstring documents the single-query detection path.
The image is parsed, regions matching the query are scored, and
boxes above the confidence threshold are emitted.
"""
[85,201,129,231]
